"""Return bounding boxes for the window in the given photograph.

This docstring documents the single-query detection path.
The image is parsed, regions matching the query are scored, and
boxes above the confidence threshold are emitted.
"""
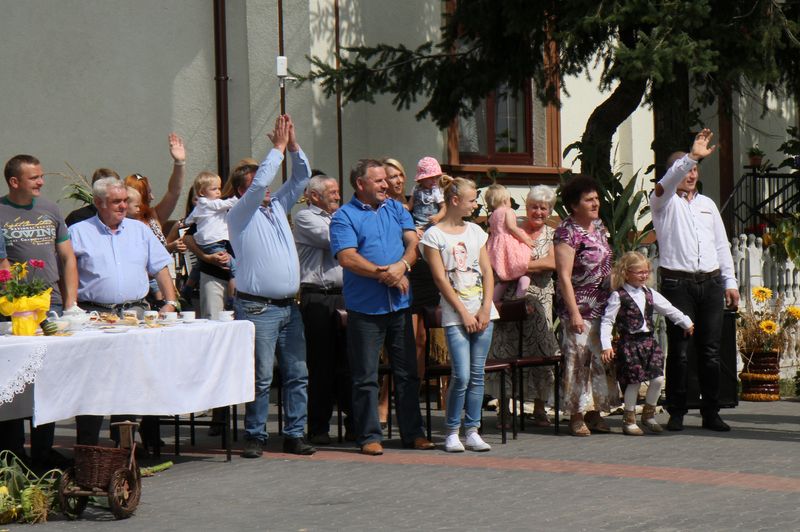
[443,19,563,184]
[457,84,533,165]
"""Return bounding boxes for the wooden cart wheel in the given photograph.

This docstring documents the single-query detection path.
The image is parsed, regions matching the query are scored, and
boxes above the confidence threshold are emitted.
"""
[58,468,88,519]
[107,468,141,519]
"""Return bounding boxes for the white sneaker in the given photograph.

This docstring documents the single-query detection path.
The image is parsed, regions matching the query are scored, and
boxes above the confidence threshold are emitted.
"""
[444,433,465,453]
[465,431,491,452]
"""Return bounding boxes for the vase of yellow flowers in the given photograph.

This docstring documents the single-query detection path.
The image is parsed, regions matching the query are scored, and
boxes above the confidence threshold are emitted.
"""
[0,261,52,336]
[737,286,800,401]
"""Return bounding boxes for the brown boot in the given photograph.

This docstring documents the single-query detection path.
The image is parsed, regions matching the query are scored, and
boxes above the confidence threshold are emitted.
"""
[622,410,643,436]
[641,404,663,433]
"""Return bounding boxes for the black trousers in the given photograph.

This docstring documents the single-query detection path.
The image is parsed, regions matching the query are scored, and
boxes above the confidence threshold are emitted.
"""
[0,420,55,462]
[660,273,725,417]
[299,291,352,436]
[75,415,160,447]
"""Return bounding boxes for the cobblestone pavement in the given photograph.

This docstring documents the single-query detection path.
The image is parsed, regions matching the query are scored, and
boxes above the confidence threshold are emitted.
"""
[8,399,799,531]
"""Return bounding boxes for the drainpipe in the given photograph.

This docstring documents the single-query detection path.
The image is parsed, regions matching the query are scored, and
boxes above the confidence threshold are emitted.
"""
[213,0,231,182]
[335,0,343,191]
[278,0,287,182]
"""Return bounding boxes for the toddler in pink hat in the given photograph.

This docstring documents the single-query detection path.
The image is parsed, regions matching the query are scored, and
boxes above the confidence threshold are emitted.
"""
[408,156,446,229]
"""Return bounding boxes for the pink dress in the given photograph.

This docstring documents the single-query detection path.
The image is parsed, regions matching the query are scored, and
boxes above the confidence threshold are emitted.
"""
[487,207,530,281]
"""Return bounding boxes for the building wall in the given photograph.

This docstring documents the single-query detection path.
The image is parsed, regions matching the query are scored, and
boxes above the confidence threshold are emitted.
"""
[306,0,444,197]
[1,0,795,224]
[0,0,218,218]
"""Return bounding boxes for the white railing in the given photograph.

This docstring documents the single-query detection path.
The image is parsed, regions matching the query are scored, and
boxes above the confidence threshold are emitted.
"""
[639,235,799,379]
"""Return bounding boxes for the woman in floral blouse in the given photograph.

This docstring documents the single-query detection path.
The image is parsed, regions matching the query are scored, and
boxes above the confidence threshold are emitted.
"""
[554,176,620,436]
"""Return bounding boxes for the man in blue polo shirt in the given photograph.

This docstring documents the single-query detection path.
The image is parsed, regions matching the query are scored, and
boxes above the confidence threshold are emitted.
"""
[228,114,316,458]
[330,159,434,455]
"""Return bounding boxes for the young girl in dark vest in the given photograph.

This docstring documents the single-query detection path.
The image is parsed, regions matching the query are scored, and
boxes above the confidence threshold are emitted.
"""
[600,252,694,435]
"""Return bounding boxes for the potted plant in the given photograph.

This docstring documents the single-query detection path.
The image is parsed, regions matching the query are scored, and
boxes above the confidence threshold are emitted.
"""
[747,145,766,167]
[0,261,52,336]
[736,286,800,401]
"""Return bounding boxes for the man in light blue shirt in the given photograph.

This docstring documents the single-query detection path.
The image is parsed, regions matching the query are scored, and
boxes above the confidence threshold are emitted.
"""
[228,115,316,457]
[69,177,177,449]
[70,178,176,311]
[330,159,433,455]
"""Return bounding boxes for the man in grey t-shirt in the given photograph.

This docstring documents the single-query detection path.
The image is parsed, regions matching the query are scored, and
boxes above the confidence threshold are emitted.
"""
[0,154,78,472]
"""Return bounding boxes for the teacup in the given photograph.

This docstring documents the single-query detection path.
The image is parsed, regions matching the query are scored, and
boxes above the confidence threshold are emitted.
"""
[179,311,196,322]
[216,310,234,322]
[143,310,159,326]
[161,311,179,322]
[122,309,138,321]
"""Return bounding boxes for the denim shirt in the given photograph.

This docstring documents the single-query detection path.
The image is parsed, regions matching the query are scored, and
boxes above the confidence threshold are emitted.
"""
[330,196,414,314]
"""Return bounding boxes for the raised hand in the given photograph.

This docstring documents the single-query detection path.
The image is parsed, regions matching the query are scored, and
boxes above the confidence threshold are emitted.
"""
[286,114,300,152]
[267,115,290,152]
[169,133,186,163]
[689,128,717,161]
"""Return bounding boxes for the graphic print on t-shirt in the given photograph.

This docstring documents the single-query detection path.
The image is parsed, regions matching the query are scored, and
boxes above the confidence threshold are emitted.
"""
[447,240,482,300]
[3,215,58,247]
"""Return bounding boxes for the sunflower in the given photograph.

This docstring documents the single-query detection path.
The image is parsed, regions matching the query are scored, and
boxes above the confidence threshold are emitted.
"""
[788,306,800,320]
[759,320,779,335]
[752,286,773,302]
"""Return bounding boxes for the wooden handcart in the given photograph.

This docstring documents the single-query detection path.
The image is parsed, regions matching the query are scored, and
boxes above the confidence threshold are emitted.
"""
[58,421,142,520]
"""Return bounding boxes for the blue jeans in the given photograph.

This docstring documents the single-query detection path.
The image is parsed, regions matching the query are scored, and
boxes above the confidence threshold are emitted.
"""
[346,309,424,446]
[234,298,308,441]
[199,241,236,276]
[444,323,494,429]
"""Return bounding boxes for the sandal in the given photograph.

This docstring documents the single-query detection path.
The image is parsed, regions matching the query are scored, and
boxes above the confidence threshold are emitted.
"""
[584,411,611,433]
[569,420,590,437]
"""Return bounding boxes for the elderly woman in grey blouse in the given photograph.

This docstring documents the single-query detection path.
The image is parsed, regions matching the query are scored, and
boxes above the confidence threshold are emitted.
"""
[488,185,559,427]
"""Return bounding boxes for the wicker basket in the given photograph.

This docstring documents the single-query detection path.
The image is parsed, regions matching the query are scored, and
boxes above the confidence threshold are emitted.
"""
[73,445,130,488]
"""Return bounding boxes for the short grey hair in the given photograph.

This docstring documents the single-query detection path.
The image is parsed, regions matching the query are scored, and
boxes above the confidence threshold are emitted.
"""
[526,185,557,208]
[93,177,126,206]
[307,174,336,196]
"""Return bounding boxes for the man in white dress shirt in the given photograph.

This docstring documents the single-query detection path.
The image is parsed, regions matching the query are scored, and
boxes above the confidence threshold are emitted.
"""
[651,128,740,432]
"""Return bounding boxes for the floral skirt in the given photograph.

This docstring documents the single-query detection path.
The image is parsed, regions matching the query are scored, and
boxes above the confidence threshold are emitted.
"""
[614,332,664,388]
[560,318,620,414]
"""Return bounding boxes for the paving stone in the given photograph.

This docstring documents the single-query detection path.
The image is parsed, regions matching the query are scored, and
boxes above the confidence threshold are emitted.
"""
[10,399,799,530]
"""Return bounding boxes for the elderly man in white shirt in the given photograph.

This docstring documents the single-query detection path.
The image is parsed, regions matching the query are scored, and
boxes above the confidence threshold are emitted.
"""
[293,174,352,445]
[651,128,740,433]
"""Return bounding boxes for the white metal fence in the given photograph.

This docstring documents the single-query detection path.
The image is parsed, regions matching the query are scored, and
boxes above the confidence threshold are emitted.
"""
[639,235,800,379]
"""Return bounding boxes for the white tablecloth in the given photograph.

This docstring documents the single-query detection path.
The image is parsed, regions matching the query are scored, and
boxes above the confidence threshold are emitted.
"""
[0,320,255,426]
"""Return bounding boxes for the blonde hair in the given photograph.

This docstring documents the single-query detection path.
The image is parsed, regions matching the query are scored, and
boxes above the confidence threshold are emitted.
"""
[440,175,476,203]
[611,251,652,290]
[382,157,406,177]
[484,184,510,211]
[126,186,141,201]
[193,171,221,196]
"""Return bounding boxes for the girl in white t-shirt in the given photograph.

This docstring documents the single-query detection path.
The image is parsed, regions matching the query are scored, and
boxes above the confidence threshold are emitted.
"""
[420,176,499,452]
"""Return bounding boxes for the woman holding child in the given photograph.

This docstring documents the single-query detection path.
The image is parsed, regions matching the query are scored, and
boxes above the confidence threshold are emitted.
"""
[488,185,559,426]
[554,175,620,437]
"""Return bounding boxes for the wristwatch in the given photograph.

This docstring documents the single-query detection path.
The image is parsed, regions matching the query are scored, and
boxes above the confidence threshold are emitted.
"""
[163,300,179,308]
[401,259,412,272]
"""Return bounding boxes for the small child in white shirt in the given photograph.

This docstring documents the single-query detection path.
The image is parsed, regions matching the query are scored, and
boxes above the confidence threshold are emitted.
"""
[185,171,238,295]
[600,251,693,436]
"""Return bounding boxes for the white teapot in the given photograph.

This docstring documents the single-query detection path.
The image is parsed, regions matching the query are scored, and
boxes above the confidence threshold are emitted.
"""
[45,311,71,332]
[60,307,99,331]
